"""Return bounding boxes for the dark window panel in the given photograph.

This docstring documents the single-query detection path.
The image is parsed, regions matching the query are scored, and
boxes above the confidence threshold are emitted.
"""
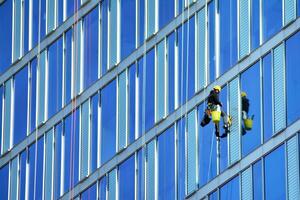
[35,138,44,199]
[188,16,195,100]
[208,1,216,83]
[65,29,72,105]
[129,64,136,144]
[177,24,187,106]
[24,0,29,54]
[91,94,98,171]
[119,156,135,199]
[0,164,9,200]
[178,118,186,200]
[101,0,108,75]
[251,0,260,50]
[54,123,62,199]
[159,0,175,29]
[139,0,145,45]
[220,176,240,200]
[81,183,97,200]
[20,151,26,200]
[99,176,107,200]
[138,58,144,137]
[168,32,175,113]
[137,149,145,200]
[253,160,263,200]
[28,144,35,200]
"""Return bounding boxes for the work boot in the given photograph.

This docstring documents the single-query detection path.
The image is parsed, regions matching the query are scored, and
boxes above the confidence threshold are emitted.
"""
[220,132,228,138]
[201,114,211,127]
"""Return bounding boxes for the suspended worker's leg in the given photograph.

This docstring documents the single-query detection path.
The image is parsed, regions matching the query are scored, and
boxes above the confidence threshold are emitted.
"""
[200,111,211,127]
[215,123,220,138]
[220,111,231,138]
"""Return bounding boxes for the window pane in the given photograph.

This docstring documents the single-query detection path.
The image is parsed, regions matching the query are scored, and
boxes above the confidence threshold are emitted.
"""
[147,0,156,37]
[139,0,145,45]
[167,32,175,113]
[58,0,63,25]
[32,0,39,48]
[108,169,117,200]
[262,53,273,141]
[146,140,156,200]
[30,58,37,132]
[48,38,63,119]
[109,0,118,67]
[38,51,47,125]
[54,123,62,199]
[101,80,116,164]
[137,149,145,200]
[81,101,90,179]
[91,94,99,171]
[197,9,207,90]
[0,0,12,72]
[177,24,187,106]
[44,130,54,200]
[65,29,72,104]
[158,126,175,199]
[177,118,186,199]
[10,157,18,200]
[284,0,296,25]
[0,165,9,200]
[208,1,216,83]
[81,184,97,200]
[138,58,144,137]
[253,160,263,200]
[13,0,22,61]
[99,177,107,200]
[121,0,136,60]
[118,71,127,150]
[28,144,35,200]
[66,0,80,19]
[119,156,135,199]
[219,0,237,75]
[19,151,26,200]
[156,40,166,121]
[220,176,240,200]
[241,62,261,156]
[241,167,253,200]
[251,0,260,50]
[101,1,108,75]
[35,138,44,199]
[3,79,12,153]
[159,0,174,29]
[47,0,55,32]
[40,0,46,39]
[145,49,155,132]
[239,0,250,58]
[73,22,82,97]
[264,145,286,200]
[84,7,99,89]
[262,0,282,42]
[13,67,28,145]
[286,31,300,125]
[188,17,195,99]
[128,65,136,143]
[209,191,218,200]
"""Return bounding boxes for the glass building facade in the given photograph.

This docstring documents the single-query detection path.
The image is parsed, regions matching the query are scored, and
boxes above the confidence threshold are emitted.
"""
[0,0,299,199]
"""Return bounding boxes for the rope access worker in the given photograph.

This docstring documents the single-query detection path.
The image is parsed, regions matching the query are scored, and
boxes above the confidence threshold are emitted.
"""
[200,85,231,138]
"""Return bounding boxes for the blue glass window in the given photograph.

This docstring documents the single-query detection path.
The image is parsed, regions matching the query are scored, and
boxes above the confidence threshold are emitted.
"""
[66,0,80,19]
[30,58,37,133]
[167,32,175,113]
[58,0,63,25]
[0,164,9,200]
[241,62,261,156]
[13,0,22,61]
[251,0,260,50]
[46,0,55,33]
[209,191,218,200]
[178,0,184,14]
[220,176,240,200]
[198,103,217,186]
[45,130,54,200]
[0,0,12,73]
[10,156,19,200]
[159,0,174,29]
[264,145,286,200]
[121,0,136,60]
[65,29,72,104]
[145,49,155,132]
[286,31,300,125]
[118,71,127,150]
[28,144,35,200]
[101,80,116,164]
[177,25,187,106]
[137,149,145,200]
[262,0,282,42]
[101,0,108,75]
[81,101,90,179]
[253,160,263,200]
[81,184,97,200]
[73,22,82,97]
[48,38,63,119]
[138,58,144,137]
[208,1,216,83]
[177,118,186,199]
[109,0,118,67]
[146,0,156,37]
[188,17,195,99]
[13,67,28,145]
[91,94,99,171]
[219,0,237,75]
[158,126,175,199]
[139,0,145,45]
[38,51,47,125]
[54,123,62,199]
[84,7,99,89]
[119,156,135,199]
[24,0,29,54]
[3,79,12,153]
[35,138,44,200]
[129,65,136,143]
[262,53,273,141]
[99,177,107,200]
[20,151,26,200]
[32,0,39,48]
[156,40,166,121]
[40,0,46,39]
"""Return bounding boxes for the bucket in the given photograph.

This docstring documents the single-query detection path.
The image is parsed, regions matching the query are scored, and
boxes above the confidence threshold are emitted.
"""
[244,118,253,130]
[211,111,221,123]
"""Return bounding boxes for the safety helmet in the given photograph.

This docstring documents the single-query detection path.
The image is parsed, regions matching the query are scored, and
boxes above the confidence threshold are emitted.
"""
[213,85,221,92]
[241,91,247,97]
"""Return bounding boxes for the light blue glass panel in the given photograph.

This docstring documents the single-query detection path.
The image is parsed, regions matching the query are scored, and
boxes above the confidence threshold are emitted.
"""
[242,167,253,200]
[284,0,296,25]
[38,51,47,125]
[287,136,300,200]
[229,78,241,164]
[273,44,286,133]
[157,40,165,121]
[47,0,55,32]
[74,22,82,97]
[10,157,18,200]
[118,71,127,150]
[147,0,156,37]
[146,140,156,200]
[45,130,54,200]
[108,169,117,200]
[239,0,249,58]
[81,101,90,179]
[197,8,206,90]
[187,109,197,194]
[109,0,118,67]
[3,79,12,153]
[13,0,22,61]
